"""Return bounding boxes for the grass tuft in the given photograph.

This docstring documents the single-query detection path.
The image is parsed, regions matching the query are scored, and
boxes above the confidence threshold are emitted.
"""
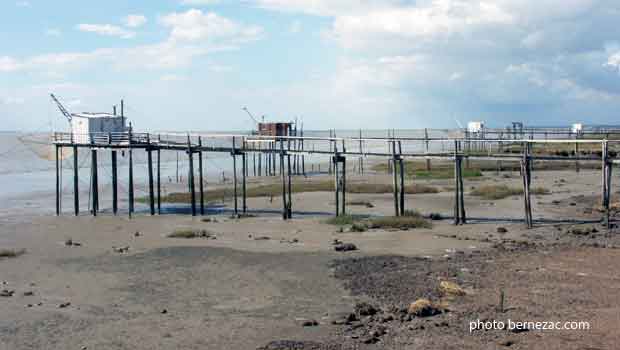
[368,210,432,230]
[168,229,212,239]
[470,185,550,200]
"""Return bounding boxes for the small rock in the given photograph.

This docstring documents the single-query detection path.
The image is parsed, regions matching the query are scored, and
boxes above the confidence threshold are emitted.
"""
[0,289,15,297]
[23,291,34,296]
[113,246,130,253]
[355,302,379,316]
[253,236,271,241]
[59,302,71,308]
[496,227,508,233]
[65,238,73,246]
[161,309,168,314]
[295,318,318,327]
[334,243,357,252]
[134,231,141,237]
[332,239,343,245]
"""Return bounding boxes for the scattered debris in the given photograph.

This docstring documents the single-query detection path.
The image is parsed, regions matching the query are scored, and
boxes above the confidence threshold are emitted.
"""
[334,243,358,252]
[280,238,299,244]
[23,291,34,296]
[496,227,508,233]
[59,302,71,308]
[253,236,271,241]
[134,231,141,237]
[113,246,130,254]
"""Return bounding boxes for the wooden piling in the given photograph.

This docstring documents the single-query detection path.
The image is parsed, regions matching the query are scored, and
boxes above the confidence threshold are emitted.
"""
[454,141,460,225]
[187,135,196,216]
[425,128,431,171]
[232,137,238,215]
[392,141,399,216]
[287,140,292,218]
[198,137,205,216]
[458,155,466,224]
[128,126,134,218]
[157,136,161,215]
[280,140,287,219]
[242,151,248,214]
[112,150,118,215]
[398,141,405,216]
[73,146,79,216]
[55,145,60,216]
[147,137,155,216]
[91,149,98,216]
[333,152,340,217]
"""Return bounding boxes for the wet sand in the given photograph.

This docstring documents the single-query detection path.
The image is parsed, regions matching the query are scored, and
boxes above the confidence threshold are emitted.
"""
[1,168,619,349]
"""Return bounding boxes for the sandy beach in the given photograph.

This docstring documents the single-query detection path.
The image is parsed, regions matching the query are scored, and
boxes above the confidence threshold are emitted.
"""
[2,164,620,349]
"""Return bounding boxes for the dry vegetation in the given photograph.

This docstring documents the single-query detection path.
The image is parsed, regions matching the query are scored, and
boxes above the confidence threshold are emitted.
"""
[372,161,483,179]
[153,180,440,204]
[167,229,213,239]
[325,210,432,230]
[470,184,550,200]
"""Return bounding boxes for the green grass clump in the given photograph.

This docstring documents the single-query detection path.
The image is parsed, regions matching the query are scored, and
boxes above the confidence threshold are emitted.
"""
[372,162,483,179]
[347,200,375,208]
[325,215,359,226]
[368,210,432,230]
[148,180,441,204]
[0,249,25,258]
[168,229,211,239]
[470,185,550,200]
[350,223,369,232]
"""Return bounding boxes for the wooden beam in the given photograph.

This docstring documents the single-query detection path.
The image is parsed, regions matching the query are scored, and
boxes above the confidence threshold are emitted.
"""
[157,145,161,215]
[147,143,155,216]
[232,137,238,215]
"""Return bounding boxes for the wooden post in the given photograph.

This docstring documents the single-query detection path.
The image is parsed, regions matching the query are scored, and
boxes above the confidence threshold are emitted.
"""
[454,140,460,225]
[334,151,340,217]
[280,139,288,219]
[398,141,405,216]
[232,137,238,215]
[459,155,466,224]
[392,141,399,216]
[605,151,612,229]
[287,140,292,218]
[521,142,533,228]
[575,134,580,173]
[341,141,347,216]
[425,128,431,171]
[157,136,161,215]
[55,145,60,216]
[359,129,364,175]
[73,146,79,216]
[128,125,134,218]
[198,137,205,216]
[329,130,333,175]
[147,136,155,216]
[91,149,98,216]
[112,150,118,215]
[188,135,196,216]
[242,150,248,214]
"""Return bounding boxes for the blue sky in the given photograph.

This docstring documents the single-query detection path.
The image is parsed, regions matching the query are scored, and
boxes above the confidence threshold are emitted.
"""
[2,0,620,131]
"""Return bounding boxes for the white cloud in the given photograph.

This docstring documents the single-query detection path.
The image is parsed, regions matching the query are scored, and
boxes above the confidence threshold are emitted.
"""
[0,56,22,72]
[124,14,147,28]
[1,96,26,105]
[180,0,220,5]
[289,20,302,34]
[161,9,262,43]
[160,74,187,82]
[45,28,62,37]
[15,1,30,7]
[606,52,620,71]
[77,24,136,39]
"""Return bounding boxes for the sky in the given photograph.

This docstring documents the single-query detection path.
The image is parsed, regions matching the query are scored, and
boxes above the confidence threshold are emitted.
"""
[1,0,620,132]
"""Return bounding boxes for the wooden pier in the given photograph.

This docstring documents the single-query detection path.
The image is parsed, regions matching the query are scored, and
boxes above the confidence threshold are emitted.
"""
[52,129,620,229]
